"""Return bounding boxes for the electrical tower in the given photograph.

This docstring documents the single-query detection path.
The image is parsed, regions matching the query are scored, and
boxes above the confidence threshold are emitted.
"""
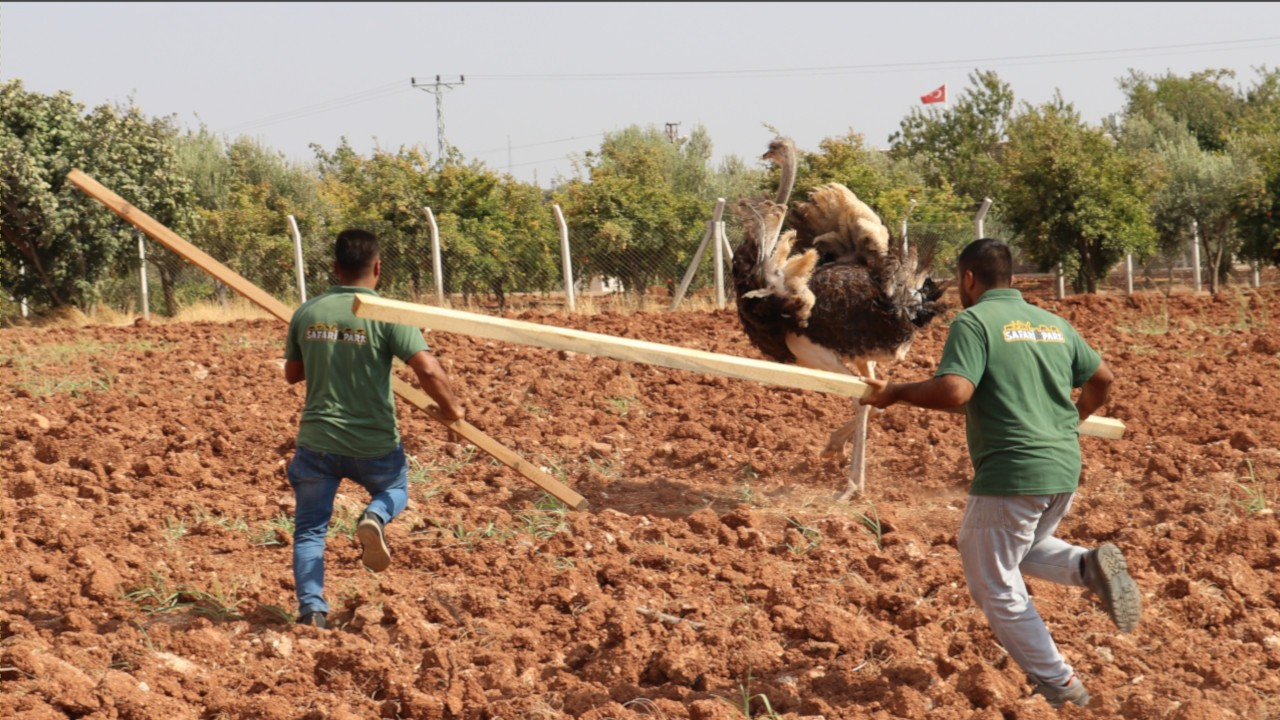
[411,75,465,165]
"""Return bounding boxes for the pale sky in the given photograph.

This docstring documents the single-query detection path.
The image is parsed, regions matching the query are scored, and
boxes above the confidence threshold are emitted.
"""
[6,2,1280,186]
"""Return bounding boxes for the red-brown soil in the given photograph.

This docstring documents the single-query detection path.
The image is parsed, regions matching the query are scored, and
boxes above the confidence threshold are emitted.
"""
[2,285,1279,719]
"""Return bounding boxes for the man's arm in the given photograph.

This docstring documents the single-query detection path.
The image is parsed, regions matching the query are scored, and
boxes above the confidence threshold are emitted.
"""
[406,350,465,421]
[1075,360,1113,422]
[861,374,975,411]
[284,360,305,385]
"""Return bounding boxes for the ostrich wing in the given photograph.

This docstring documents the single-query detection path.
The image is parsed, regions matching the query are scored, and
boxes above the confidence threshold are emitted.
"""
[799,262,931,363]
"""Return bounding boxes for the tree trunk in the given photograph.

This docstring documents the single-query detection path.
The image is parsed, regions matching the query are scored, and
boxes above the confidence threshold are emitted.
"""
[1205,235,1222,295]
[157,263,179,317]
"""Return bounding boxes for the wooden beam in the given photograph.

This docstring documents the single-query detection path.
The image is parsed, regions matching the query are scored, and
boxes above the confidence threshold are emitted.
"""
[353,295,1127,440]
[1079,415,1125,440]
[354,294,874,398]
[66,169,587,510]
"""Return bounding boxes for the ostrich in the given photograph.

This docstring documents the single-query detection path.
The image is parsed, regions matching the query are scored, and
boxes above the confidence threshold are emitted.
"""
[732,137,945,498]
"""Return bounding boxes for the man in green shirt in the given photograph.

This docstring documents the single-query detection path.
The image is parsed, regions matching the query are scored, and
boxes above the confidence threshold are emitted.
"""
[862,239,1140,709]
[284,229,465,629]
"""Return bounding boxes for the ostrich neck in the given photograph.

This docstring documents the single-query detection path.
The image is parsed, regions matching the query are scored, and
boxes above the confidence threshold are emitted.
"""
[774,151,797,205]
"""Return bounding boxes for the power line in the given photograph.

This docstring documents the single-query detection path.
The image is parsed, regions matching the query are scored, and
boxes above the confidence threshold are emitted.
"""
[508,153,582,170]
[471,35,1280,81]
[217,80,411,134]
[471,132,606,157]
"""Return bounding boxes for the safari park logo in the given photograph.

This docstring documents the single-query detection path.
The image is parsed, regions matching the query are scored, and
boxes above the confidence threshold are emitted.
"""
[305,322,369,346]
[1002,320,1065,344]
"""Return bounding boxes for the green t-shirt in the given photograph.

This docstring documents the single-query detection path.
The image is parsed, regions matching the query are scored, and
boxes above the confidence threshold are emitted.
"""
[935,289,1101,496]
[285,286,430,458]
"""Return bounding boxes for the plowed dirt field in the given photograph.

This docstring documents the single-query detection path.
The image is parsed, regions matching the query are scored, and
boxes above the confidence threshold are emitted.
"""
[2,286,1278,719]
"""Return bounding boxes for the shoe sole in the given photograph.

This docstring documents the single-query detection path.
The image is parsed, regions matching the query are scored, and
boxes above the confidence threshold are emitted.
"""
[1032,686,1091,708]
[1092,543,1141,632]
[356,519,391,572]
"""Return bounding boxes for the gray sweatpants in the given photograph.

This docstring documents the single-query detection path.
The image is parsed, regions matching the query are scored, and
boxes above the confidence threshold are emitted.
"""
[957,492,1089,686]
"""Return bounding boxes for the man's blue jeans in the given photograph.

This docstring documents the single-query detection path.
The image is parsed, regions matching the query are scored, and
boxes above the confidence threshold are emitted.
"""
[287,444,410,615]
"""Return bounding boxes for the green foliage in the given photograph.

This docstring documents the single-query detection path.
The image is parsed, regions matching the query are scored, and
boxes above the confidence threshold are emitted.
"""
[314,141,559,307]
[557,124,722,295]
[0,80,195,309]
[1002,97,1155,292]
[890,70,1015,204]
[1121,69,1242,153]
[1121,76,1269,292]
[1236,68,1280,266]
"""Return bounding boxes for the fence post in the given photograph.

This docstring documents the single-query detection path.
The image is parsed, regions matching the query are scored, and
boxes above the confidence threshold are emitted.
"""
[138,235,150,320]
[1125,252,1134,295]
[1055,262,1066,299]
[19,264,28,319]
[719,222,734,262]
[975,197,992,240]
[671,198,726,310]
[422,207,445,305]
[713,220,726,309]
[287,215,307,303]
[553,204,576,312]
[1191,219,1202,293]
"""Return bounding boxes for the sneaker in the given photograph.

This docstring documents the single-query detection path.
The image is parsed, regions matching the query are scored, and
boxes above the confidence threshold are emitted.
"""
[1032,674,1090,708]
[355,511,391,572]
[1084,543,1142,632]
[297,611,327,629]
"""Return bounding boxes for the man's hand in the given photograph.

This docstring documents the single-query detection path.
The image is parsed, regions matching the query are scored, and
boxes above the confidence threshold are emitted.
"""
[407,351,466,422]
[859,376,900,409]
[860,374,975,411]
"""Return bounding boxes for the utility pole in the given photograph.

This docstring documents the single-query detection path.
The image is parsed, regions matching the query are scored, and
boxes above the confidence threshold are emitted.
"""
[411,75,465,166]
[665,122,681,144]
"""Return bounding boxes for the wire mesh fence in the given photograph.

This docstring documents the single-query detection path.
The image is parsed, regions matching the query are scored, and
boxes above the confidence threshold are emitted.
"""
[3,199,1274,325]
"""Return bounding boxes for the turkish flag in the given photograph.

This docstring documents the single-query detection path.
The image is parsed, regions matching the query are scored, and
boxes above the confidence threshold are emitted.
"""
[921,84,947,105]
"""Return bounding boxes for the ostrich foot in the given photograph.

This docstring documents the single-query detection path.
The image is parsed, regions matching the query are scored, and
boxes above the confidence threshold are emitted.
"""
[821,417,861,461]
[836,482,862,502]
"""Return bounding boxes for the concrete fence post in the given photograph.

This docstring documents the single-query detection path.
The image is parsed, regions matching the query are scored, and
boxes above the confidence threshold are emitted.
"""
[553,204,575,312]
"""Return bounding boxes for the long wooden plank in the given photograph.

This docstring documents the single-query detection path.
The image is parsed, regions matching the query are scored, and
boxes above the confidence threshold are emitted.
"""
[353,295,1127,440]
[66,169,587,510]
[1079,415,1125,440]
[355,294,873,398]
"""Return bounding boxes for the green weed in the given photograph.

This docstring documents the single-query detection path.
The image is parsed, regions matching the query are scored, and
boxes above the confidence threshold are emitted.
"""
[124,573,246,620]
[407,455,446,502]
[604,396,640,417]
[257,604,295,625]
[515,494,569,541]
[191,504,250,534]
[784,516,823,555]
[252,514,295,546]
[328,503,360,540]
[716,670,785,720]
[413,518,506,550]
[1233,460,1270,515]
[14,376,109,399]
[586,452,625,480]
[162,516,188,542]
[854,507,884,550]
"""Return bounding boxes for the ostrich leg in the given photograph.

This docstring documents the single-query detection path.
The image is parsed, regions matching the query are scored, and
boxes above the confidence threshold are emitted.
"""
[838,360,876,501]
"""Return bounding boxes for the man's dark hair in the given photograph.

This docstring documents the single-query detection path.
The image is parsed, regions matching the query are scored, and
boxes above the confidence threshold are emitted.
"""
[334,229,380,277]
[957,238,1013,287]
